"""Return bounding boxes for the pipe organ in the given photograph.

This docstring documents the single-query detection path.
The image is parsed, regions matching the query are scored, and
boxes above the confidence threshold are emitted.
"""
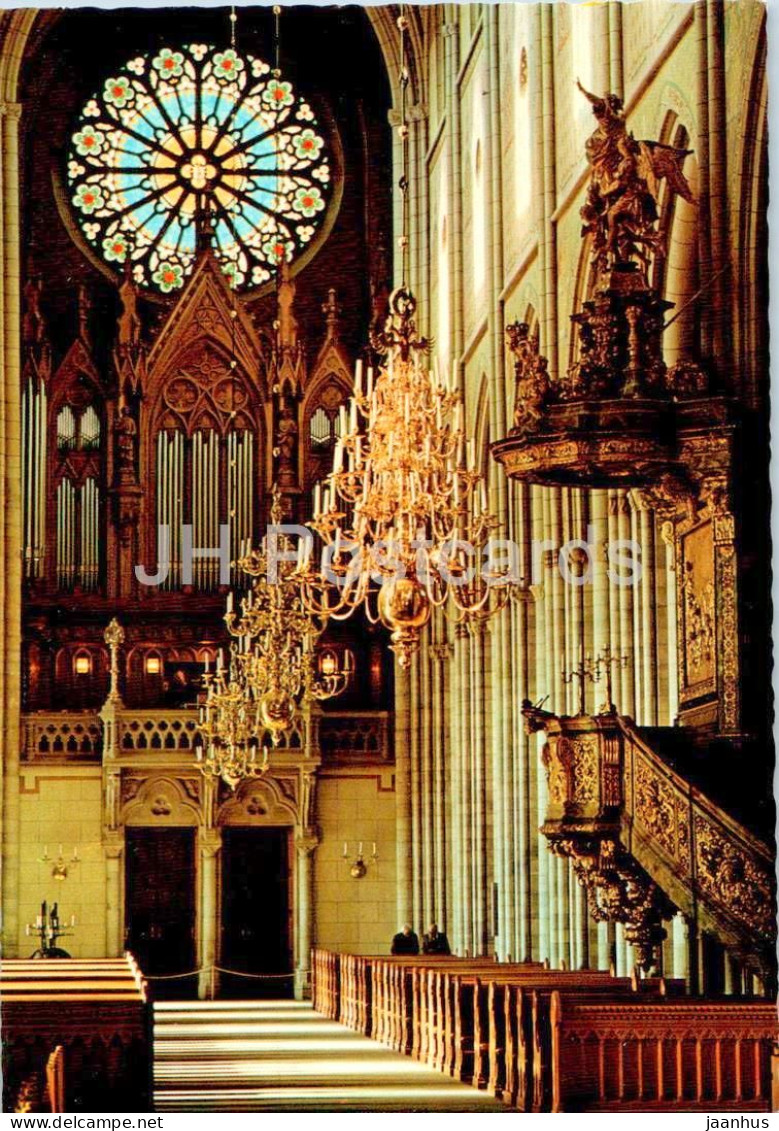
[79,478,100,593]
[227,429,254,584]
[55,478,76,591]
[22,375,46,582]
[155,427,255,592]
[155,429,184,591]
[191,429,221,592]
[55,477,101,593]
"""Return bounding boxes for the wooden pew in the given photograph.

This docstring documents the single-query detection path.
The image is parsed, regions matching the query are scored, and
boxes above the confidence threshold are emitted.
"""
[338,953,373,1035]
[548,993,778,1112]
[1,954,151,1113]
[311,948,339,1018]
[45,1047,65,1113]
[447,967,636,1090]
[369,957,501,1056]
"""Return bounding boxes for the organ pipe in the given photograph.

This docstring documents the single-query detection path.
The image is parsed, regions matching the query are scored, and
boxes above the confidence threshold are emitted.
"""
[156,430,184,590]
[56,479,76,591]
[156,426,252,592]
[22,377,46,580]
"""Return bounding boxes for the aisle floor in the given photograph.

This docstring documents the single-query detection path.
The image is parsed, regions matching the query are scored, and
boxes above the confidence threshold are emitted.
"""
[153,999,507,1112]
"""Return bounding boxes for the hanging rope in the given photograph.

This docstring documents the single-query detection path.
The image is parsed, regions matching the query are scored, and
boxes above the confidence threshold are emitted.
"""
[143,964,294,982]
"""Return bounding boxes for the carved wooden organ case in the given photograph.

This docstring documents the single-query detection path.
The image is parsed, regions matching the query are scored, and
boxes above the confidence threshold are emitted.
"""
[20,251,355,712]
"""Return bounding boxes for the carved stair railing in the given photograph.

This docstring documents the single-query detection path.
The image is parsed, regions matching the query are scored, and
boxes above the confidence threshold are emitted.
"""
[621,718,775,971]
[523,703,776,981]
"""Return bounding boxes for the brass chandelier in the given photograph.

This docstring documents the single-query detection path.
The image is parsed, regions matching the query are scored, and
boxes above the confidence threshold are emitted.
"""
[292,10,511,669]
[196,488,347,788]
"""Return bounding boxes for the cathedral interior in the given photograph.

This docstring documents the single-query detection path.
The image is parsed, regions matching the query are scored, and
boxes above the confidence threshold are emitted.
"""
[0,0,775,1116]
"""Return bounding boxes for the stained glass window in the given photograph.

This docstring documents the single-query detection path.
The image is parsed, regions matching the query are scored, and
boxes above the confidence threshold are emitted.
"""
[67,43,332,292]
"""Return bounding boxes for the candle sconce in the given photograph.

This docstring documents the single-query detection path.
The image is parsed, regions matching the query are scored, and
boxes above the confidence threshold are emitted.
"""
[25,900,76,958]
[39,845,80,882]
[342,841,378,879]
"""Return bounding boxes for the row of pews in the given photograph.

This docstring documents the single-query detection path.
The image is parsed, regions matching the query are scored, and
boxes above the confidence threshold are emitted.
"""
[1,954,152,1113]
[312,949,779,1112]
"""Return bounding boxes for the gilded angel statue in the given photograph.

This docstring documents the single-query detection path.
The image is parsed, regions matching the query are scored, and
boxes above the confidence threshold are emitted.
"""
[577,80,694,281]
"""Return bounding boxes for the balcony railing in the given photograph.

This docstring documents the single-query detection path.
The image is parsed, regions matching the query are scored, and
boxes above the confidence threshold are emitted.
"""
[22,712,103,760]
[21,707,391,763]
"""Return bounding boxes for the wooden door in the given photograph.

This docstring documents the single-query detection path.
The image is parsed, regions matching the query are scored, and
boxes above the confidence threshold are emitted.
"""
[125,827,197,999]
[220,827,293,998]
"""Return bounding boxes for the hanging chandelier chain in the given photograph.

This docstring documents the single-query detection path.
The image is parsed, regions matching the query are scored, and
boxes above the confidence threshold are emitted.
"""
[398,4,410,291]
[229,5,237,52]
[273,5,282,78]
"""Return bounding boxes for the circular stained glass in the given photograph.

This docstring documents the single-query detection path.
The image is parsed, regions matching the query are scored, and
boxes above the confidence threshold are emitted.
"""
[67,43,332,292]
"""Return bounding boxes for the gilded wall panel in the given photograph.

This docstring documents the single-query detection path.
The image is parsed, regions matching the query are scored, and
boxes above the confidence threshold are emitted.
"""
[678,519,716,702]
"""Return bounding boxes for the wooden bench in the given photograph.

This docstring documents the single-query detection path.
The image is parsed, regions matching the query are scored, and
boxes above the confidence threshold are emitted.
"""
[369,957,501,1055]
[311,948,339,1019]
[1,953,151,1113]
[45,1047,65,1113]
[548,992,778,1112]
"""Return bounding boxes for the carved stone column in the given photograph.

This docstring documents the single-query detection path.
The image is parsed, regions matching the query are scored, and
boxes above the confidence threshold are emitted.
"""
[104,836,124,957]
[1,100,24,955]
[394,663,413,928]
[294,834,318,1000]
[198,831,221,1000]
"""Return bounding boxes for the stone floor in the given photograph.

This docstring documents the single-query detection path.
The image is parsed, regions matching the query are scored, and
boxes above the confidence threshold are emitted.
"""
[153,999,507,1113]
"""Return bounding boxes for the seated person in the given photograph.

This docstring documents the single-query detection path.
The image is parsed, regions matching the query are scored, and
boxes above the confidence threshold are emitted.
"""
[390,923,420,955]
[422,922,451,955]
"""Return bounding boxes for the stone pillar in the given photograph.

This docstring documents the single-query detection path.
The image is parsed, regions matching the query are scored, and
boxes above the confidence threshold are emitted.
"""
[617,491,636,717]
[470,623,489,955]
[421,644,435,927]
[640,505,658,725]
[198,831,221,1000]
[294,834,318,1000]
[394,663,413,927]
[672,912,690,984]
[430,639,451,929]
[409,656,422,926]
[104,837,124,957]
[455,623,471,954]
[537,3,558,378]
[1,100,23,955]
[607,2,624,99]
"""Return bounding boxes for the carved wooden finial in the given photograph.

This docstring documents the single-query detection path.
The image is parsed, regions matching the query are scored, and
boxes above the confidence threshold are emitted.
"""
[322,288,340,343]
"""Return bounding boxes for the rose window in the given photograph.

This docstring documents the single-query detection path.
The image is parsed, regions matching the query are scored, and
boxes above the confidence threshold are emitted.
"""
[67,43,332,292]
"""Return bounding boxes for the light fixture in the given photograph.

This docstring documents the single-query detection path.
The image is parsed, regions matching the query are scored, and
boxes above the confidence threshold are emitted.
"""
[196,649,269,790]
[25,900,76,958]
[317,647,353,694]
[73,652,92,676]
[145,654,162,675]
[39,844,80,881]
[292,9,512,669]
[342,840,378,880]
[196,487,345,789]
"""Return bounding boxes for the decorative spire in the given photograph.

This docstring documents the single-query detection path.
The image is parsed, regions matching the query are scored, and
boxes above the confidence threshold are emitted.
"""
[322,288,340,345]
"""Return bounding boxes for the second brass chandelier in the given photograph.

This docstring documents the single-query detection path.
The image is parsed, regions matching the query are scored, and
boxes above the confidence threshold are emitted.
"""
[197,488,347,788]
